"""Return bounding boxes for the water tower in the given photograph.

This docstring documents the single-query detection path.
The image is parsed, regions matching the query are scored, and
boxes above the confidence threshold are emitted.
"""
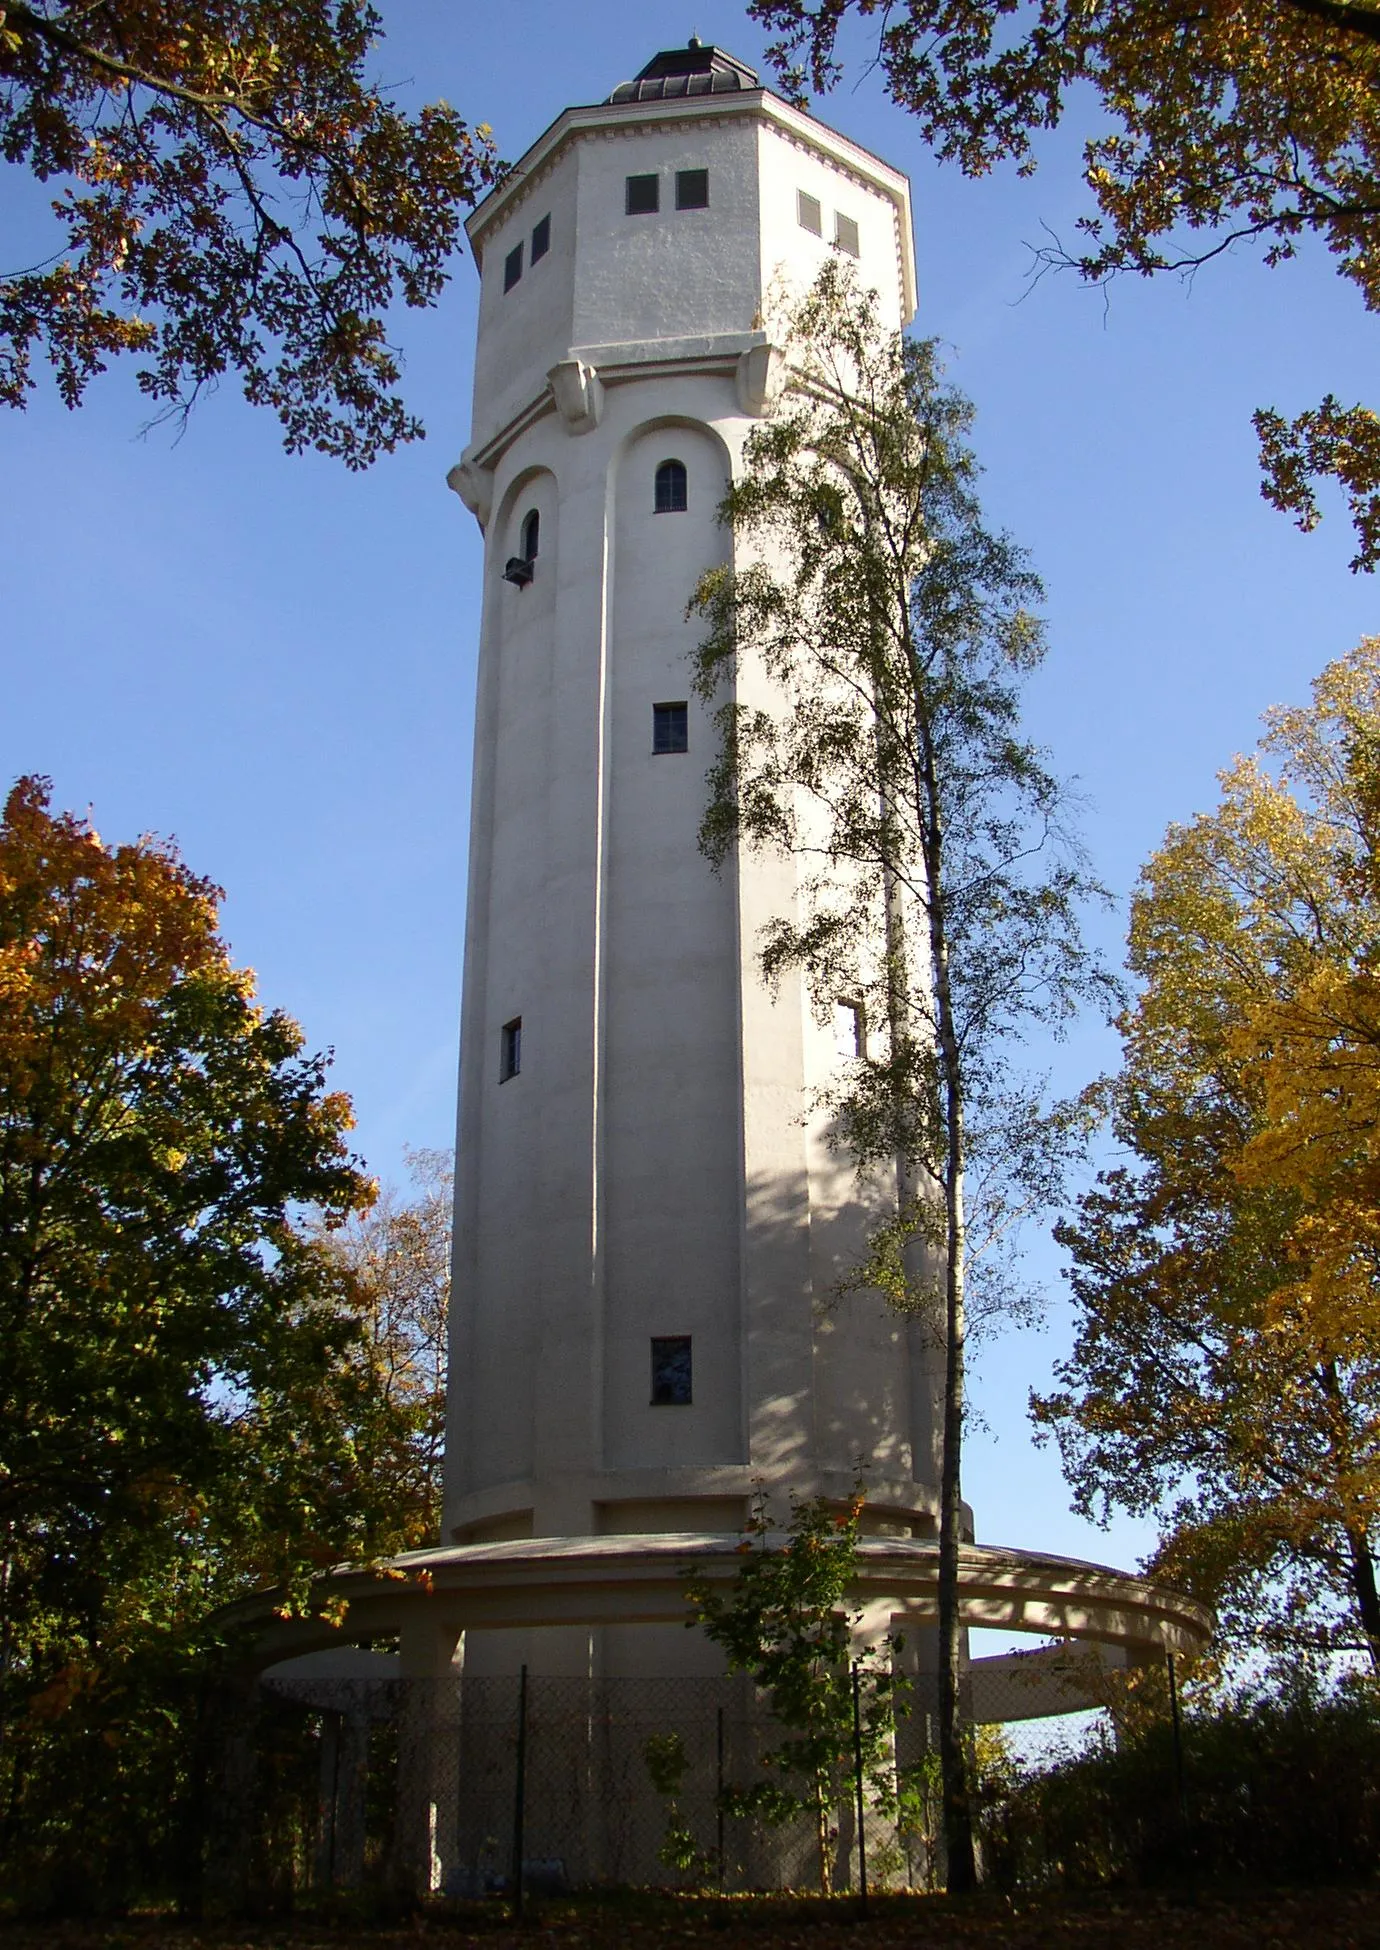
[443,39,936,1677]
[245,37,1207,1749]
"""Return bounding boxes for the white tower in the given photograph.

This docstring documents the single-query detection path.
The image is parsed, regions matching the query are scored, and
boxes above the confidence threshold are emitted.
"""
[444,41,933,1674]
[242,44,1208,1828]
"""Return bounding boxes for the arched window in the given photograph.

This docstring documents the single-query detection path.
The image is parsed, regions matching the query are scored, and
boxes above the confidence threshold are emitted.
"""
[520,507,540,561]
[654,459,688,514]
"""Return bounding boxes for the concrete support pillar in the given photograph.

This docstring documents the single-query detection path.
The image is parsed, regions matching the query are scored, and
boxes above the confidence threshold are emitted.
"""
[393,1614,463,1896]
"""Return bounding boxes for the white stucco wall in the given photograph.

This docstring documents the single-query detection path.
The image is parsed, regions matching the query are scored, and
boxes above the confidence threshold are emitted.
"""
[445,71,937,1676]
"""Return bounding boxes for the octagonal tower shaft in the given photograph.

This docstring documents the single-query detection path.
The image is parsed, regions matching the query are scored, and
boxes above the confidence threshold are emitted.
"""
[445,47,939,1603]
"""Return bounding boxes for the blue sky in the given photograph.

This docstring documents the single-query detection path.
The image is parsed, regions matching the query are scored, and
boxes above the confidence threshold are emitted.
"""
[3,1,1377,1580]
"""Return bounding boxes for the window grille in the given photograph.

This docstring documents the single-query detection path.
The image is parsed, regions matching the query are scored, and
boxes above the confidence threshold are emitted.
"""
[676,169,709,210]
[653,703,688,754]
[504,243,523,291]
[833,212,860,257]
[797,190,823,235]
[654,459,688,513]
[531,214,551,262]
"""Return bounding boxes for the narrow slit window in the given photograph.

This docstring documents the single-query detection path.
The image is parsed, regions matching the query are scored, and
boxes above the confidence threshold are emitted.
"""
[500,1017,522,1082]
[833,999,865,1061]
[521,508,540,563]
[653,702,688,754]
[654,459,688,513]
[530,213,551,262]
[833,212,860,257]
[651,1336,692,1406]
[676,168,709,210]
[626,173,659,215]
[503,242,523,291]
[816,484,845,535]
[797,190,822,236]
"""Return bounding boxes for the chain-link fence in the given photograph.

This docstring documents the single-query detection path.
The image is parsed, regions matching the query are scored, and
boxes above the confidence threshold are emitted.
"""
[17,1645,1369,1913]
[239,1668,965,1900]
[228,1649,1153,1904]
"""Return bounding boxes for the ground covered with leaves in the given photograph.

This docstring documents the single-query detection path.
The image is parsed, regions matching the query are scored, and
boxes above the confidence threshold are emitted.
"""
[4,1890,1380,1950]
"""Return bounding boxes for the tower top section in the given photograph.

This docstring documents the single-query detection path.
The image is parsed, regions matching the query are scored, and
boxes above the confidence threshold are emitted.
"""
[608,40,759,103]
[459,42,916,463]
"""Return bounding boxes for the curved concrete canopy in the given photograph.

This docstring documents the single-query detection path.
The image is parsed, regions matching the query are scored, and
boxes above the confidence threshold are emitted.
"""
[223,1532,1211,1673]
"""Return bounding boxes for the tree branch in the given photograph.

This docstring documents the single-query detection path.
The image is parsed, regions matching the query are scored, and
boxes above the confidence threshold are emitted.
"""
[1280,0,1380,49]
[7,2,308,148]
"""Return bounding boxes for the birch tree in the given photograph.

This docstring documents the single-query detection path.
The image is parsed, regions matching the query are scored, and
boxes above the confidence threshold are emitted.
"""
[692,264,1109,1889]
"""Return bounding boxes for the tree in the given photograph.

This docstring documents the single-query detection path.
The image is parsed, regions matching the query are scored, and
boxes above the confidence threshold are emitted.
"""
[0,775,420,1901]
[320,1145,451,1547]
[749,0,1380,570]
[692,263,1108,1890]
[0,2,501,464]
[686,1486,904,1895]
[1038,641,1380,1667]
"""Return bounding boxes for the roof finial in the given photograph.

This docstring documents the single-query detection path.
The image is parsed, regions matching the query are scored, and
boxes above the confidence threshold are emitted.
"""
[688,33,702,48]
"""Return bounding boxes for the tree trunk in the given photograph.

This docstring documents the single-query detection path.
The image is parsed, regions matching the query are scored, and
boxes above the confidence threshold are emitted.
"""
[916,704,978,1894]
[933,997,977,1892]
[1320,1362,1380,1670]
[816,1776,833,1894]
[1344,1521,1380,1671]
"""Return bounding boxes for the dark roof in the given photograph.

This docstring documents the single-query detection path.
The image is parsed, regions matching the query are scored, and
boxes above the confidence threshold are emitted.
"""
[608,39,759,105]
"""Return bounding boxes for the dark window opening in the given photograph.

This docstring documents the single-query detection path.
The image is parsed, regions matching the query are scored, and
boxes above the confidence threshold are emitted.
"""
[651,1336,692,1406]
[626,173,659,215]
[521,508,540,563]
[654,458,688,513]
[500,1017,522,1082]
[833,212,860,257]
[653,702,689,754]
[815,484,845,534]
[531,214,551,262]
[504,243,523,291]
[798,190,823,236]
[676,169,709,210]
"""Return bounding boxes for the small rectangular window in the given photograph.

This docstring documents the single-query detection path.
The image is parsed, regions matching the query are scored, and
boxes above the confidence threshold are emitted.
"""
[626,173,659,215]
[833,212,860,257]
[503,242,523,291]
[651,1336,692,1406]
[798,190,822,236]
[834,1000,865,1060]
[653,702,689,754]
[500,1017,522,1082]
[675,168,709,210]
[530,214,551,262]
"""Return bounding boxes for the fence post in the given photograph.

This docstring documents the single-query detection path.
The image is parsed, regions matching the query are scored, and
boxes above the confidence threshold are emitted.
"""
[716,1703,726,1890]
[1166,1649,1186,1815]
[851,1664,868,1914]
[511,1664,528,1920]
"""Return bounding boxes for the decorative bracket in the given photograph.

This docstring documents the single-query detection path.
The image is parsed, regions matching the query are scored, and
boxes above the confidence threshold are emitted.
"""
[446,455,494,530]
[736,342,787,417]
[547,357,604,435]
